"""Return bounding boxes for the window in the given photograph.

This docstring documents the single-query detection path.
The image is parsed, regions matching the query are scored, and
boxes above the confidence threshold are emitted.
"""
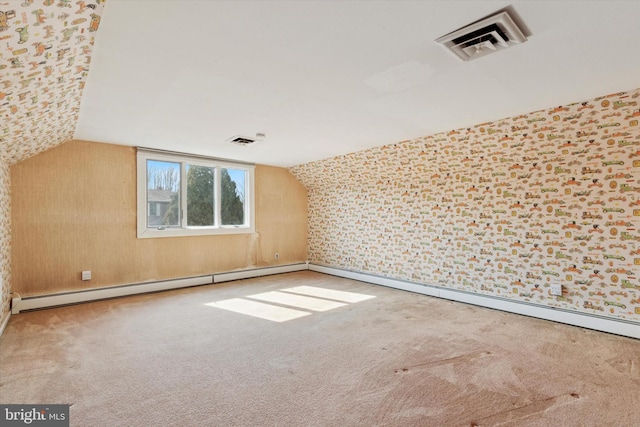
[137,149,254,238]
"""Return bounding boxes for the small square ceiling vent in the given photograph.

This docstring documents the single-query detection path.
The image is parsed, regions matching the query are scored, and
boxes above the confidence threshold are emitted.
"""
[436,11,527,61]
[228,136,257,146]
[227,133,265,146]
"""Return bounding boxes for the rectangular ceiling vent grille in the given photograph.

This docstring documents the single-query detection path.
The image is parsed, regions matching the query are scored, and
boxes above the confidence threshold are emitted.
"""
[227,136,257,146]
[436,11,527,61]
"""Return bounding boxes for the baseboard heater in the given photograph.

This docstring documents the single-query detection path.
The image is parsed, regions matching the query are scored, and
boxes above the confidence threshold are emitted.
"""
[9,262,638,340]
[309,264,640,340]
[11,263,308,314]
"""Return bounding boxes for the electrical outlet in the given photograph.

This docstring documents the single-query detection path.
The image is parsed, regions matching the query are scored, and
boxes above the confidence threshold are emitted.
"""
[274,253,280,260]
[81,270,92,281]
[550,284,562,296]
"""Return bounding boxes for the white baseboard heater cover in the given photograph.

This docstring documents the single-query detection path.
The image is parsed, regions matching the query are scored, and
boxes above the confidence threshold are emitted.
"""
[214,263,308,283]
[11,263,308,314]
[7,262,638,340]
[12,275,213,314]
[309,264,640,340]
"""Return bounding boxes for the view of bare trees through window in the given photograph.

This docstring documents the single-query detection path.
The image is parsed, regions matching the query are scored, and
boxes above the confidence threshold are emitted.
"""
[146,160,180,227]
[147,162,179,192]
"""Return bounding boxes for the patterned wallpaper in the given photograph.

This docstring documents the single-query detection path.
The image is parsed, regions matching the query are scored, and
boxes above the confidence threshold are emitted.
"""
[0,0,105,164]
[0,0,105,326]
[291,88,640,322]
[0,161,10,326]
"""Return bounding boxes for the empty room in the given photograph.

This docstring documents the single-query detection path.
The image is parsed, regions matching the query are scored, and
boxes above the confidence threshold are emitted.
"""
[1,1,639,426]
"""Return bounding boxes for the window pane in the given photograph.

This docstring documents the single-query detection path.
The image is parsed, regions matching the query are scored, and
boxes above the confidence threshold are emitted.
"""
[146,160,180,228]
[221,168,245,226]
[187,165,215,227]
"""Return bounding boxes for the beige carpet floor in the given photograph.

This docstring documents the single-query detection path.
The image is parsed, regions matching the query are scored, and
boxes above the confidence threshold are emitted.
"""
[1,271,639,426]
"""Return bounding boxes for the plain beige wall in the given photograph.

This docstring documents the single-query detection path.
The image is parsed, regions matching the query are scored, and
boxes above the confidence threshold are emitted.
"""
[11,140,308,296]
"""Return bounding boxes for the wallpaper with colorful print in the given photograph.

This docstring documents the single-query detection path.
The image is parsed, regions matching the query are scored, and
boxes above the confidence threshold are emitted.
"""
[0,161,10,327]
[291,88,640,323]
[0,0,105,326]
[0,0,105,164]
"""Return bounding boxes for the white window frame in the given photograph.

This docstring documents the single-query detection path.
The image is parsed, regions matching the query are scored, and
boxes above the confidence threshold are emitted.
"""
[137,148,255,238]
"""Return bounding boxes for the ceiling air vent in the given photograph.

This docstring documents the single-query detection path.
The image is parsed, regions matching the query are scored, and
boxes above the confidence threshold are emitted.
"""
[227,133,265,146]
[436,11,527,61]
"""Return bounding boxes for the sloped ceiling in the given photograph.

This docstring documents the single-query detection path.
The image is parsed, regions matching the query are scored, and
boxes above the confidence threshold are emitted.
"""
[1,0,105,164]
[3,1,640,167]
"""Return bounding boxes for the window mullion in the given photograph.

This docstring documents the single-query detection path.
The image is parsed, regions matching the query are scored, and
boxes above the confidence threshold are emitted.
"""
[246,170,252,228]
[180,162,188,228]
[214,167,221,228]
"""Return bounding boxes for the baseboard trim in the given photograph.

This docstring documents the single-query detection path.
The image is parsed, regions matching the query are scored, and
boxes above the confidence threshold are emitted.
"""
[10,263,639,339]
[309,264,640,340]
[213,263,308,283]
[0,311,10,337]
[12,263,308,313]
[12,275,214,313]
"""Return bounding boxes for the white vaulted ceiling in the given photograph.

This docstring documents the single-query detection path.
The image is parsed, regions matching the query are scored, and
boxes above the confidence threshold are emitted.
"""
[3,1,640,167]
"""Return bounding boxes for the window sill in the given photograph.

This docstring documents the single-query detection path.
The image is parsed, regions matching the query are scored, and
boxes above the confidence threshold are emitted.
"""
[137,226,255,239]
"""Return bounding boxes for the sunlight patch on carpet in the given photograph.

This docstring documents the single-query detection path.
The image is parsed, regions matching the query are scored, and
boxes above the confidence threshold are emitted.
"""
[247,291,347,312]
[282,286,376,303]
[206,286,375,322]
[206,299,311,322]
